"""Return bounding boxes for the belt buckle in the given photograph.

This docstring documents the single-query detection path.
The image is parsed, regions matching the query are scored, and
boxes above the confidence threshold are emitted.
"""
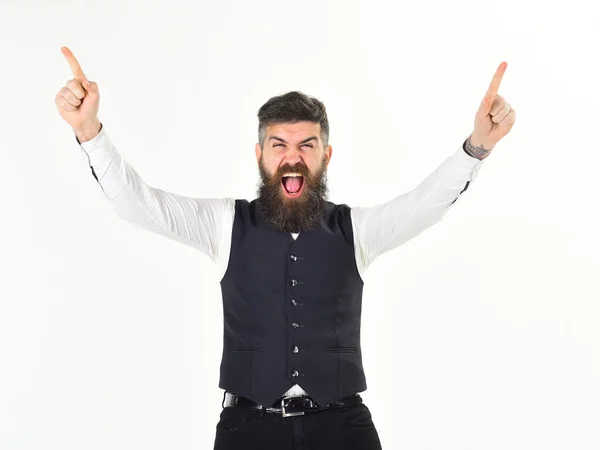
[281,397,305,417]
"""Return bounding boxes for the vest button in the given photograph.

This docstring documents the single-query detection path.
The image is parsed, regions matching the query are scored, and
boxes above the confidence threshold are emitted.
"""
[291,279,298,287]
[291,370,299,378]
[292,322,300,329]
[291,299,298,306]
[290,254,298,261]
[292,346,299,353]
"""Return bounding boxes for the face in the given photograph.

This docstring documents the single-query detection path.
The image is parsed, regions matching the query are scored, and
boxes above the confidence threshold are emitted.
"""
[255,121,333,232]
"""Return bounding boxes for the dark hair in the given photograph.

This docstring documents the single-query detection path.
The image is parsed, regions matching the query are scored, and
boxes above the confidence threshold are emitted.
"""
[257,91,329,149]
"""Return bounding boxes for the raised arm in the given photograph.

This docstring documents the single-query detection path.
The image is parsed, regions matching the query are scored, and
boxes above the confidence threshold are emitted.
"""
[351,62,516,274]
[351,144,484,273]
[55,47,233,263]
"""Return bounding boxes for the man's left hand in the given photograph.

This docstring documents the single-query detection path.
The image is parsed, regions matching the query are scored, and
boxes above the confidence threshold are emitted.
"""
[468,62,516,158]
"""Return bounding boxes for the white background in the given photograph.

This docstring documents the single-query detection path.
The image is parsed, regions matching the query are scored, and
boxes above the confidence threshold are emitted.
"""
[1,0,599,449]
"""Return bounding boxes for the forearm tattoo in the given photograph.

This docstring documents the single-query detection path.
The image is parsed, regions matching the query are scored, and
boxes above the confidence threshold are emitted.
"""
[463,135,491,160]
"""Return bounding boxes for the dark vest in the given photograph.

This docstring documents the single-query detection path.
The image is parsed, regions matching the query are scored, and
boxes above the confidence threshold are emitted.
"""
[218,199,366,406]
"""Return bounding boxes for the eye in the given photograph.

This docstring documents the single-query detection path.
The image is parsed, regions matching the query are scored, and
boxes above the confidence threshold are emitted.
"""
[302,144,314,148]
[274,144,285,147]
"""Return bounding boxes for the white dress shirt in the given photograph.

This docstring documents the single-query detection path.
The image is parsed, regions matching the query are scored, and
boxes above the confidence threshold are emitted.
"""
[77,127,485,399]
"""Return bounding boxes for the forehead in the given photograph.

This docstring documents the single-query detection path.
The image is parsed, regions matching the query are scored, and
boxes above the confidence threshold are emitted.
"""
[266,122,321,142]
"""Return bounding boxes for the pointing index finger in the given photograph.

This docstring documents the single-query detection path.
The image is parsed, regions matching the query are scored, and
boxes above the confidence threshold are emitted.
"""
[61,46,87,82]
[485,61,508,98]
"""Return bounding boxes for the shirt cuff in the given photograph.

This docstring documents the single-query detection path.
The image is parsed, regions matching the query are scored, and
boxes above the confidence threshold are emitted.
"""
[454,142,485,164]
[449,142,486,183]
[75,123,104,149]
[76,124,116,167]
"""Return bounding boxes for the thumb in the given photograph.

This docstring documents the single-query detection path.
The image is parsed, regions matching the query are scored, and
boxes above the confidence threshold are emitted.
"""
[474,94,495,123]
[83,79,99,94]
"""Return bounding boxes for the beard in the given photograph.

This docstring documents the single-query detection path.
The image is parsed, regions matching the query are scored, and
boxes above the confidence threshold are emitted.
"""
[256,156,329,233]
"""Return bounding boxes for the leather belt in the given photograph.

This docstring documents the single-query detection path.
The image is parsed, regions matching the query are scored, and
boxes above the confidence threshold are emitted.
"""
[222,392,363,417]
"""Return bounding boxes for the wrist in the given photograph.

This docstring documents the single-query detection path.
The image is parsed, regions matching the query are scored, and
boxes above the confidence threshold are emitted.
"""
[74,119,102,143]
[464,134,493,160]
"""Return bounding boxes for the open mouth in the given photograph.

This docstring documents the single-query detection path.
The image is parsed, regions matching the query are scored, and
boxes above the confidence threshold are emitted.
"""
[281,173,305,198]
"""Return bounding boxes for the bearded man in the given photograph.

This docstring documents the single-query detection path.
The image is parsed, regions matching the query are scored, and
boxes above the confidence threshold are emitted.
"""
[55,46,515,450]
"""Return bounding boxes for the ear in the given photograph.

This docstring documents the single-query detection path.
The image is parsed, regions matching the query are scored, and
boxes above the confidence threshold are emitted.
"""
[324,144,333,167]
[255,143,262,164]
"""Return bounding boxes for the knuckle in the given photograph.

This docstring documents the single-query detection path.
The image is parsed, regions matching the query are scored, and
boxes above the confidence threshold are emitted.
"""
[67,79,83,96]
[67,78,80,89]
[492,97,505,108]
[63,90,80,105]
[58,96,77,111]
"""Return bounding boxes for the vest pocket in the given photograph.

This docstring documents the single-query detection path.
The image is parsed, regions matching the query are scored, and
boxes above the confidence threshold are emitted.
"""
[324,347,357,354]
[231,347,264,354]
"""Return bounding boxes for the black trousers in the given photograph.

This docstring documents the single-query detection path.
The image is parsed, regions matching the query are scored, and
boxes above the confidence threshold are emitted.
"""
[213,401,383,450]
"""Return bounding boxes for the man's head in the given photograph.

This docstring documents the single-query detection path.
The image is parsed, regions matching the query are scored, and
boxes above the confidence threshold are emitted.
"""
[255,91,333,233]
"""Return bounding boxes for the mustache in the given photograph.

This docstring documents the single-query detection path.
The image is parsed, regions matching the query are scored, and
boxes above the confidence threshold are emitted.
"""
[273,163,310,179]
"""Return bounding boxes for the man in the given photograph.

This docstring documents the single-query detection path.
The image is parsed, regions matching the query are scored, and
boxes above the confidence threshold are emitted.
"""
[55,46,516,450]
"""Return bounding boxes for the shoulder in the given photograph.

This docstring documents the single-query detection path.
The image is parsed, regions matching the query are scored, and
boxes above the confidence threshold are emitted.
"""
[324,201,354,243]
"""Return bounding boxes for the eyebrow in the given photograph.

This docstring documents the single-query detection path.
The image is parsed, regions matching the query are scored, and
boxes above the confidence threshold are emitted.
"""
[268,136,318,145]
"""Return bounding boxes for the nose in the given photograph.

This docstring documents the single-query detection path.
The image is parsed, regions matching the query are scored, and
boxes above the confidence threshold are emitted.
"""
[283,147,303,166]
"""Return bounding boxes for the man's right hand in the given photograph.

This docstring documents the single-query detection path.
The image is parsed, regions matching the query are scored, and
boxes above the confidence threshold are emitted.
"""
[55,46,101,142]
